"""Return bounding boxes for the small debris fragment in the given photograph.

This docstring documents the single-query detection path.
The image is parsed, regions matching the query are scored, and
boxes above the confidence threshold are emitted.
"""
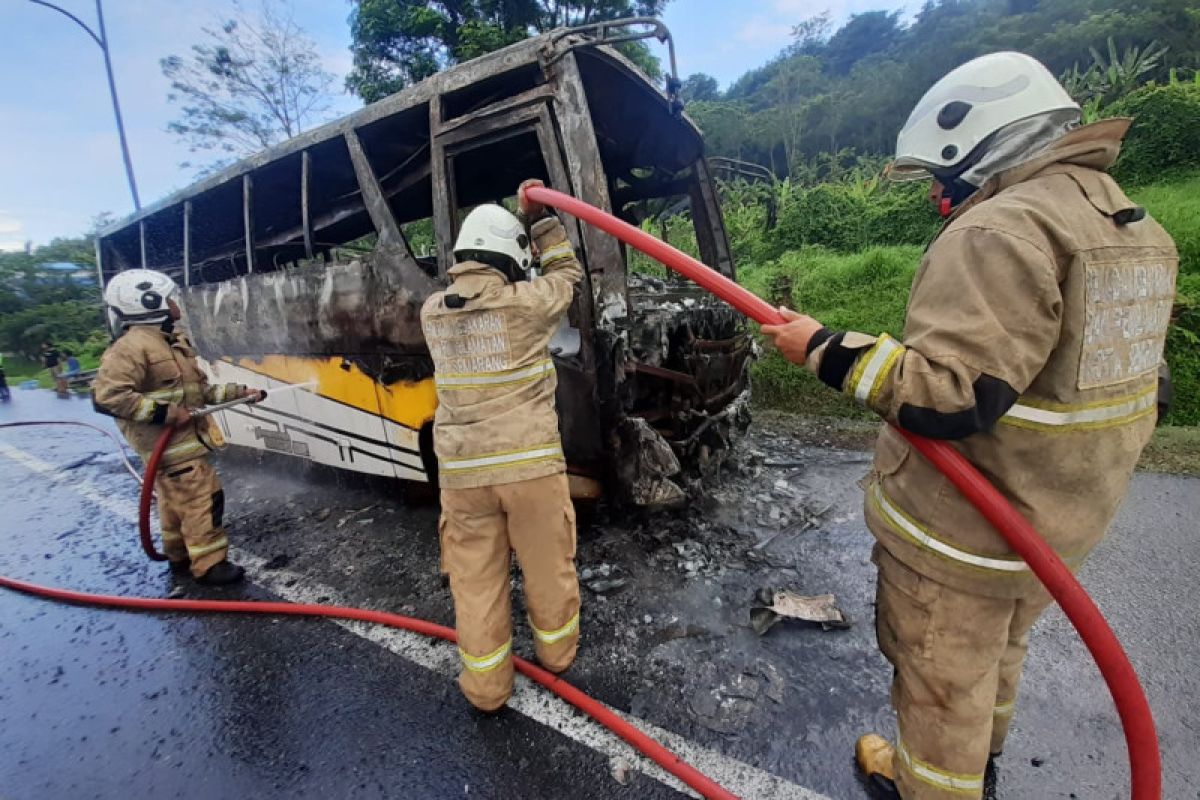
[336,504,377,528]
[756,662,786,704]
[313,508,332,522]
[750,588,851,635]
[586,577,627,594]
[263,554,290,570]
[689,681,756,735]
[609,756,632,786]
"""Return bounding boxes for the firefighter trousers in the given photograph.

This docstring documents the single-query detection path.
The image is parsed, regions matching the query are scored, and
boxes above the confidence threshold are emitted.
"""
[439,472,580,711]
[873,545,1053,799]
[155,458,229,578]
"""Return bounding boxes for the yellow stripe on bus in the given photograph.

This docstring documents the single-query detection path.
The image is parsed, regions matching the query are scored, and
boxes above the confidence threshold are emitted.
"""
[229,355,437,431]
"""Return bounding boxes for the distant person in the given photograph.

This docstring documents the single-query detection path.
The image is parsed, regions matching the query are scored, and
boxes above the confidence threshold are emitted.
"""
[63,350,82,377]
[92,269,264,585]
[42,340,68,395]
[420,179,582,712]
[759,52,1177,799]
[0,353,10,401]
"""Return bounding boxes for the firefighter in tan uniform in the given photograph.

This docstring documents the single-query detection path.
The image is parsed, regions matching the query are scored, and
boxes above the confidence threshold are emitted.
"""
[761,53,1177,799]
[421,180,583,712]
[93,269,262,586]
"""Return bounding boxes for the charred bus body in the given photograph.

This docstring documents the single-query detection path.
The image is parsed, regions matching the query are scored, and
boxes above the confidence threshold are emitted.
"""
[96,22,752,505]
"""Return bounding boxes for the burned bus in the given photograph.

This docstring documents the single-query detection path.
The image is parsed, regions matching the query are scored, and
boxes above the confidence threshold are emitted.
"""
[95,20,752,505]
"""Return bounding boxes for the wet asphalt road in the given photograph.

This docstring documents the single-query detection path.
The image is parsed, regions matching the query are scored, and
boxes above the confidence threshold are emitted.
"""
[1,388,1198,800]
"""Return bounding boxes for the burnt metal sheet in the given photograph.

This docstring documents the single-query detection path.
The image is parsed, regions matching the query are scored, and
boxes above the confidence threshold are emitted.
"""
[182,249,435,380]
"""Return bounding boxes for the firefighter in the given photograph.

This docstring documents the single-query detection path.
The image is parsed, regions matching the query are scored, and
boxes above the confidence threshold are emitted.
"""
[42,340,68,396]
[760,52,1177,799]
[421,179,583,712]
[93,269,262,586]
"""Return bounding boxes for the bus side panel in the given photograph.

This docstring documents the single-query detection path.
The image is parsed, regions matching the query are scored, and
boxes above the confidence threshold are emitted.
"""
[374,376,437,482]
[200,355,427,481]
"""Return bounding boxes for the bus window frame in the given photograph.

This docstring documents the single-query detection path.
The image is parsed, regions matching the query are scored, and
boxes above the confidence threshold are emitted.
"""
[430,98,598,378]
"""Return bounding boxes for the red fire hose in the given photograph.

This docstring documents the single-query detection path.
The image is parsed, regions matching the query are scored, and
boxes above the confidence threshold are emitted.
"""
[527,185,1161,799]
[137,425,172,561]
[0,569,733,799]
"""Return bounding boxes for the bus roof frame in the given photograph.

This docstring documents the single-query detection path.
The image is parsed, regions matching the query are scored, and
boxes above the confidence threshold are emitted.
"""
[98,25,698,246]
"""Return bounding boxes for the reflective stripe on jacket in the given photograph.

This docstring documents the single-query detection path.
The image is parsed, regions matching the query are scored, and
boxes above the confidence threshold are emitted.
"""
[92,324,243,470]
[808,119,1178,598]
[421,215,584,489]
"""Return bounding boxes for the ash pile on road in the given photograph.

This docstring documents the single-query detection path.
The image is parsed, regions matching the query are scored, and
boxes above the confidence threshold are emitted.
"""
[580,423,859,591]
[562,422,882,745]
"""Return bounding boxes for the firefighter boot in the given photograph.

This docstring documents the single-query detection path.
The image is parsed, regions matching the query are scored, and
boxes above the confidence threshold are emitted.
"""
[984,754,1000,800]
[197,559,245,586]
[856,734,900,799]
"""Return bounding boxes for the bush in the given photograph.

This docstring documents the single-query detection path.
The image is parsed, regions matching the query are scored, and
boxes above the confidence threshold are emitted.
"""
[0,300,106,359]
[773,181,937,253]
[775,183,871,252]
[1102,82,1200,186]
[863,182,939,249]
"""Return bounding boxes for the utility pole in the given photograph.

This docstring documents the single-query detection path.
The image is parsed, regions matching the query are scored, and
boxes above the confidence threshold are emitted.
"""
[28,0,141,211]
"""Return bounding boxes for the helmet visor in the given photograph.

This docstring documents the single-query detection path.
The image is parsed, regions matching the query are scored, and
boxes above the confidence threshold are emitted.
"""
[885,159,935,183]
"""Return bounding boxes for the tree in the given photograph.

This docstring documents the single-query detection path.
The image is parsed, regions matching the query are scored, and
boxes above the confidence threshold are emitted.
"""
[680,73,720,103]
[821,10,904,75]
[790,11,832,56]
[161,0,336,165]
[345,0,670,103]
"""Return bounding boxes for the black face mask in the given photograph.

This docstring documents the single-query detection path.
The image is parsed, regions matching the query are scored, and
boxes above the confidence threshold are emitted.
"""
[930,131,997,214]
[937,175,981,213]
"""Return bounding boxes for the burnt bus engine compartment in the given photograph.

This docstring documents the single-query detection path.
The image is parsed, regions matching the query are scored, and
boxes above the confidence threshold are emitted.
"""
[599,274,753,507]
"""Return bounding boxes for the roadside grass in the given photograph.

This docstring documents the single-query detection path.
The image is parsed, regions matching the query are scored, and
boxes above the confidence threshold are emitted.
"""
[3,354,100,389]
[1132,174,1200,276]
[1137,425,1200,476]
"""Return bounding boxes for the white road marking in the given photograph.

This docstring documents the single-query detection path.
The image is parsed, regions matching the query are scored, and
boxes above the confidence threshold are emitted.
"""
[0,439,142,522]
[0,441,831,800]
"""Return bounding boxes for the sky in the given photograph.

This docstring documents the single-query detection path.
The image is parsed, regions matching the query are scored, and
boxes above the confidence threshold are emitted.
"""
[0,0,906,252]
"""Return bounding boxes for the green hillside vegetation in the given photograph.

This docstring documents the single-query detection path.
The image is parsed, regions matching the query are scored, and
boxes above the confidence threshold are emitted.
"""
[682,0,1200,179]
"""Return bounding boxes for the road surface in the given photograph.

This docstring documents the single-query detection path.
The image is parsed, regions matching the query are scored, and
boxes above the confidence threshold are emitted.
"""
[1,389,1197,799]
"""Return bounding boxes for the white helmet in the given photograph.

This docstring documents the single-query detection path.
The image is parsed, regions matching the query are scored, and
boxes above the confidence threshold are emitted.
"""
[104,268,178,330]
[892,52,1080,181]
[453,205,532,276]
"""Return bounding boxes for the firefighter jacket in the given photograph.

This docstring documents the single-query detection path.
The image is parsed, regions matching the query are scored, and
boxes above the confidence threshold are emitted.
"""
[806,119,1178,599]
[421,215,583,490]
[92,324,245,470]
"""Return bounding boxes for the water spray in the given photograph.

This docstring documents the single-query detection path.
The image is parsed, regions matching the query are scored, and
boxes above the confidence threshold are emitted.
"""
[191,380,318,419]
